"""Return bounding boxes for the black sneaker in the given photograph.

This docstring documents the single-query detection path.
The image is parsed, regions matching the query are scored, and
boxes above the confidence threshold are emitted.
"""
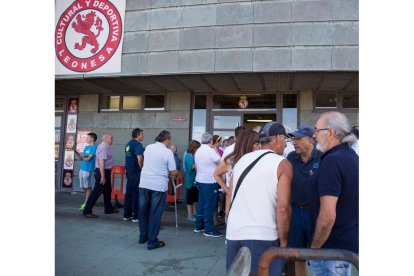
[203,230,223,237]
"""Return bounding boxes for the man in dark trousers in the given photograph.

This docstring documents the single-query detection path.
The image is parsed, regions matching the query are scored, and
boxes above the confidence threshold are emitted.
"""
[83,133,119,218]
[308,112,359,275]
[123,128,145,222]
[286,125,323,276]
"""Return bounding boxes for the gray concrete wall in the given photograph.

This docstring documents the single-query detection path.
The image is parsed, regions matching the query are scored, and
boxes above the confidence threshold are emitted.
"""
[56,0,358,78]
[72,92,191,190]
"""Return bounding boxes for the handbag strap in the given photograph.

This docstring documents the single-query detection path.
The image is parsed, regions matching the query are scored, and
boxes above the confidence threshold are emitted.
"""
[229,151,275,212]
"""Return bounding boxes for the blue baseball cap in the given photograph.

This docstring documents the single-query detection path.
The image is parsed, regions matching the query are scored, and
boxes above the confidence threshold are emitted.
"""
[288,124,314,138]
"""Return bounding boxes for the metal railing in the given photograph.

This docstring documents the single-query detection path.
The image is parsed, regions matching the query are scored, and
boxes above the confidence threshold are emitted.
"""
[257,247,359,276]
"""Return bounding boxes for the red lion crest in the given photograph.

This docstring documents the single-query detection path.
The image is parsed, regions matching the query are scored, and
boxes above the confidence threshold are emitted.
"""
[71,11,103,54]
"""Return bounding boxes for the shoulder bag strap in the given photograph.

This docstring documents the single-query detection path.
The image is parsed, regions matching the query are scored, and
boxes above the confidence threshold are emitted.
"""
[229,151,275,212]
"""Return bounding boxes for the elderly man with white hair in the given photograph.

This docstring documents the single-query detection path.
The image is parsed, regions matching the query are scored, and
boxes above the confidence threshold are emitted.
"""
[83,133,119,218]
[193,132,222,237]
[308,111,359,275]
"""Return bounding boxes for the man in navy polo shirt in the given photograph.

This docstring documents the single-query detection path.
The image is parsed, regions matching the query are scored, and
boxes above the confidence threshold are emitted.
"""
[286,125,322,276]
[308,111,359,275]
[123,128,145,222]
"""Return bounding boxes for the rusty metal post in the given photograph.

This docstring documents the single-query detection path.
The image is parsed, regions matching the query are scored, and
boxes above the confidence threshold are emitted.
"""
[257,247,358,276]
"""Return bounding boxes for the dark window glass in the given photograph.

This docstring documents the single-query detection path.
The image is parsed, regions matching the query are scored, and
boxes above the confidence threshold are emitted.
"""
[212,94,276,109]
[341,94,359,109]
[195,95,207,109]
[100,96,120,111]
[145,95,165,110]
[315,93,337,108]
[55,98,66,112]
[283,94,297,108]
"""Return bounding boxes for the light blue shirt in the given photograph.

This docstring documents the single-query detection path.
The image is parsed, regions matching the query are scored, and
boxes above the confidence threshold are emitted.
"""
[80,145,97,172]
[139,142,176,192]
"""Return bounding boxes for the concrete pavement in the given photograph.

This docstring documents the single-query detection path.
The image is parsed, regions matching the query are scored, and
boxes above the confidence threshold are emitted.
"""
[55,192,227,276]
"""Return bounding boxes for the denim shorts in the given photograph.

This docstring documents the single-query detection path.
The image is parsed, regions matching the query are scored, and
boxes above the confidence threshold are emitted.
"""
[79,170,93,188]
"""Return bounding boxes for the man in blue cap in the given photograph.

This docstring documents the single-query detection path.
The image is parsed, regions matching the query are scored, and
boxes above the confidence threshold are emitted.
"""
[286,125,323,276]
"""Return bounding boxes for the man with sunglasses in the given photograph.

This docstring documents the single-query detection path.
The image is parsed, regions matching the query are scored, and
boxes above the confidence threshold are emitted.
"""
[308,112,359,275]
[286,125,323,276]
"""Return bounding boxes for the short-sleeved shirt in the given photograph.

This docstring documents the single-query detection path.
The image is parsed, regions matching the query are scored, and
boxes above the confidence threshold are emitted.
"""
[221,144,235,161]
[124,139,144,173]
[95,142,114,170]
[139,142,176,192]
[184,152,196,189]
[287,147,323,206]
[308,143,359,253]
[80,144,97,172]
[195,144,220,183]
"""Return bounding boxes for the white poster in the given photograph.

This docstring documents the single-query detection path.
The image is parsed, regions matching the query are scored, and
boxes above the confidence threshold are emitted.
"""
[66,114,78,133]
[55,0,126,75]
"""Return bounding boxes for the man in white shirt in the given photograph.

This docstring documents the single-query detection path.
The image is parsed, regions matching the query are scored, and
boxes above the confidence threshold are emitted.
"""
[194,132,222,237]
[138,130,179,250]
[226,122,292,275]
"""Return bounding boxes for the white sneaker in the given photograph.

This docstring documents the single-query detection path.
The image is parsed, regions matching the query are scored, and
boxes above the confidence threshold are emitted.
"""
[123,217,132,221]
[132,219,139,223]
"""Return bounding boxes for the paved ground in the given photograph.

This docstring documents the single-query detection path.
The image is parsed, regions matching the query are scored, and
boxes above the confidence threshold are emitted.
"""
[56,192,227,276]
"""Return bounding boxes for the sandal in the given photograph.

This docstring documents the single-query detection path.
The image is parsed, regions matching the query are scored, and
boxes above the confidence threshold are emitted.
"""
[147,241,165,250]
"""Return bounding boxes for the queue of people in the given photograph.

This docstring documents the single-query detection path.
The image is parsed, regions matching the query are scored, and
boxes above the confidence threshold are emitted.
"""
[77,111,359,276]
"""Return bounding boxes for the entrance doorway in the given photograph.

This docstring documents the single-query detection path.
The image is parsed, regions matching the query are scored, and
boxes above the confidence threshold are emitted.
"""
[211,112,277,139]
[243,113,276,130]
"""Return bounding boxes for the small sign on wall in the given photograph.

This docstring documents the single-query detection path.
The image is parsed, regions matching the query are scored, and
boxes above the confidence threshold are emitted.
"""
[172,118,186,122]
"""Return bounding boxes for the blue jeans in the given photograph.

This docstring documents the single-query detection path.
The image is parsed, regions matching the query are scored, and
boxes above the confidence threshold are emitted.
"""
[138,188,167,248]
[226,239,286,276]
[123,171,141,219]
[287,205,313,248]
[195,182,219,232]
[308,260,352,276]
[83,169,113,214]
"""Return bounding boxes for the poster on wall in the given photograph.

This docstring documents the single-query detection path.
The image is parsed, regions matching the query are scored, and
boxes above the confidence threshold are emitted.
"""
[55,0,127,75]
[62,170,74,188]
[65,134,76,151]
[76,130,93,153]
[66,115,77,133]
[68,98,79,113]
[64,150,75,170]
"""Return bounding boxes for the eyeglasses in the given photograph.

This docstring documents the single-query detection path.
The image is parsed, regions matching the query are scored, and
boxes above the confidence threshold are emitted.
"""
[314,127,330,133]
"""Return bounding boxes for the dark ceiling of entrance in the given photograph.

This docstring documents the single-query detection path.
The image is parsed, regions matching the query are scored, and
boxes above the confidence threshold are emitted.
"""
[55,72,358,96]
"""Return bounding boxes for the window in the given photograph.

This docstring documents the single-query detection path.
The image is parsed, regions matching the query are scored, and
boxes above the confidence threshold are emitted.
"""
[314,92,358,110]
[283,94,298,131]
[99,95,165,112]
[55,98,66,112]
[123,96,142,110]
[341,94,359,109]
[192,95,207,141]
[212,94,276,110]
[145,95,165,110]
[315,93,337,109]
[100,96,121,111]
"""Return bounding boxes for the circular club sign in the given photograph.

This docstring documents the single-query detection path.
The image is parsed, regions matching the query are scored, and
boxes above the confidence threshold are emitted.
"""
[55,0,122,72]
[239,96,248,109]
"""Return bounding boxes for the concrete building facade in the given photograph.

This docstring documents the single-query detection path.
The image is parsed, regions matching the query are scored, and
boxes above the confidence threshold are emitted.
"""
[55,0,359,191]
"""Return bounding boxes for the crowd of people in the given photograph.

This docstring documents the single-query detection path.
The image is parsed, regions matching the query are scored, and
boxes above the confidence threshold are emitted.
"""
[76,111,359,276]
